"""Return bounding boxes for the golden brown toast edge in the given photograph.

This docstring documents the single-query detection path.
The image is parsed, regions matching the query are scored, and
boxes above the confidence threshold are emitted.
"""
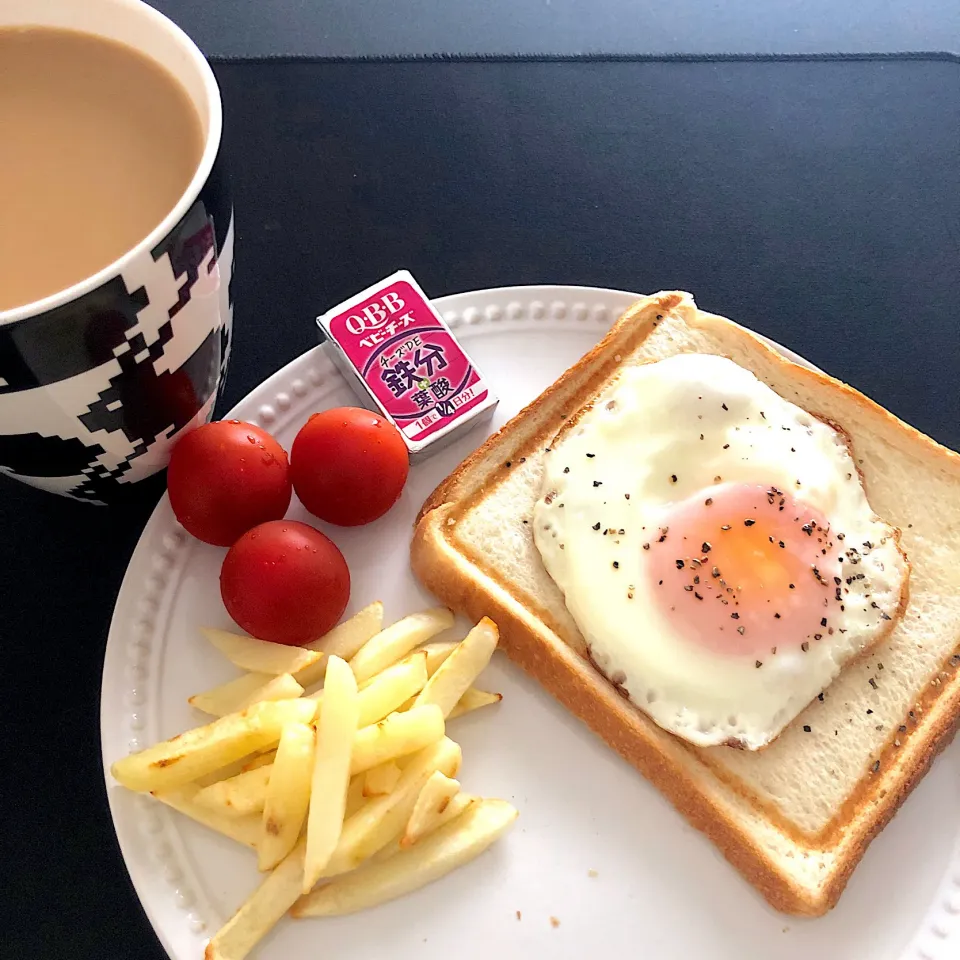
[411,291,960,915]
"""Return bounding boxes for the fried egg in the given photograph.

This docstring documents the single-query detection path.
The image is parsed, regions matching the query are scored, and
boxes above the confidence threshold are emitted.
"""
[533,353,908,749]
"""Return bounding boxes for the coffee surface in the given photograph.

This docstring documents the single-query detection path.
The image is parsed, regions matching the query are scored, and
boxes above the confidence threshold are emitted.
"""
[0,27,204,312]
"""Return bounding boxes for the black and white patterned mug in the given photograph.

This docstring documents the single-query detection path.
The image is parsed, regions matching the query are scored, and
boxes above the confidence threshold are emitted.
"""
[0,0,232,504]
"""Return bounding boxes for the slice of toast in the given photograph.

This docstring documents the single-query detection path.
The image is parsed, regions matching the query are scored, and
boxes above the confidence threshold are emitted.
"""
[411,291,960,916]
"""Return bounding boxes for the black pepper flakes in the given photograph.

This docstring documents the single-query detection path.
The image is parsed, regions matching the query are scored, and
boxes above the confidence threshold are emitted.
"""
[593,481,602,487]
[670,474,678,483]
[744,519,756,527]
[701,541,712,553]
[755,660,763,668]
[803,725,811,733]
[801,641,810,652]
[586,452,595,458]
[675,559,685,570]
[612,561,619,569]
[592,522,601,531]
[563,467,570,474]
[871,760,880,774]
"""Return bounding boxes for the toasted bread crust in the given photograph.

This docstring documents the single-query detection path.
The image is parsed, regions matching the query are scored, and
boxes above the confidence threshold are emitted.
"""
[411,292,960,915]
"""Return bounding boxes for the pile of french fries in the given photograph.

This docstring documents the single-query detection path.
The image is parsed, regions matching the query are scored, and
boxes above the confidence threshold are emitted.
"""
[110,604,518,960]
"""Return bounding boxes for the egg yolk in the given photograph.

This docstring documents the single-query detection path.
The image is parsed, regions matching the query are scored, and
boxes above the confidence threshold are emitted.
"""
[647,482,843,658]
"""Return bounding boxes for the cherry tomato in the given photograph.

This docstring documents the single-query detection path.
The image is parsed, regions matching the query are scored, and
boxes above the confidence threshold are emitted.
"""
[290,407,409,526]
[220,520,350,645]
[167,420,292,546]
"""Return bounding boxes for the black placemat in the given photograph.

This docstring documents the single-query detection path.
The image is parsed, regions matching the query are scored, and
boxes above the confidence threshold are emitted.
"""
[4,56,958,959]
[220,56,959,450]
[151,0,960,60]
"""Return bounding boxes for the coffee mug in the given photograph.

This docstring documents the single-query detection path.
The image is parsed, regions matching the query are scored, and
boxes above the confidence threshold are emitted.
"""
[0,0,232,504]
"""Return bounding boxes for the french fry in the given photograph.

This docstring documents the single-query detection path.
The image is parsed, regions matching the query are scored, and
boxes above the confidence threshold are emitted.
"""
[151,786,261,849]
[293,799,518,917]
[349,608,453,684]
[345,774,367,818]
[401,772,460,848]
[363,760,402,798]
[309,652,429,726]
[412,792,477,842]
[357,653,429,724]
[414,618,498,718]
[194,765,272,818]
[206,841,306,960]
[201,627,323,675]
[188,672,271,715]
[294,602,384,688]
[111,699,316,793]
[303,656,359,892]
[258,722,315,872]
[189,704,444,820]
[350,705,445,776]
[422,641,458,677]
[374,795,478,864]
[188,672,304,718]
[397,686,503,719]
[241,751,276,772]
[193,749,276,790]
[448,687,502,719]
[324,737,461,876]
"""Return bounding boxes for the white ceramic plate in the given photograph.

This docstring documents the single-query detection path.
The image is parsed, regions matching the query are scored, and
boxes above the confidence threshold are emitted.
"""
[102,286,960,960]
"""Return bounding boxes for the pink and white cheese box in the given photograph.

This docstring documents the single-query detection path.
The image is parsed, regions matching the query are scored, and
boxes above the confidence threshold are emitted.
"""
[316,271,498,461]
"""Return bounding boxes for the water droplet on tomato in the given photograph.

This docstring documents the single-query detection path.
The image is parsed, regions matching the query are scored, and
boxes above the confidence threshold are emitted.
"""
[247,435,258,444]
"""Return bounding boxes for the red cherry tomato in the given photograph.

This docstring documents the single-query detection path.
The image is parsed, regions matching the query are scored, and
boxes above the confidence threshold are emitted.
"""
[220,520,350,645]
[290,407,409,526]
[167,420,292,546]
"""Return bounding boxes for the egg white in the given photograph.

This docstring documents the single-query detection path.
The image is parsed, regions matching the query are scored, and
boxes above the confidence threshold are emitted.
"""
[533,354,907,749]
